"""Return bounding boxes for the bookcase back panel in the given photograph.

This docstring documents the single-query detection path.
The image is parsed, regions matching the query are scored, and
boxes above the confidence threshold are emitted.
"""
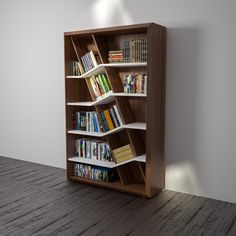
[127,129,145,156]
[107,130,130,150]
[64,37,79,75]
[128,97,146,123]
[105,68,123,92]
[66,134,78,157]
[71,36,96,57]
[66,79,92,102]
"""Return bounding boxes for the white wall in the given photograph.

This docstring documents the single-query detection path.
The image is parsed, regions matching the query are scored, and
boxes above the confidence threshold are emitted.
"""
[0,0,236,203]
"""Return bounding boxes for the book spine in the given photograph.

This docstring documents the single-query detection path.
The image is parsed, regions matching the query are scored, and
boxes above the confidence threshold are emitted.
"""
[90,51,98,67]
[104,110,115,130]
[90,76,99,97]
[77,112,80,130]
[101,74,111,92]
[95,76,105,95]
[113,105,123,125]
[109,107,119,127]
[80,56,87,72]
[100,112,109,131]
[98,74,107,94]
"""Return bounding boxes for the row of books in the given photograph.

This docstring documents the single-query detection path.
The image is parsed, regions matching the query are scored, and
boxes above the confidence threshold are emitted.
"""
[100,105,123,131]
[113,144,134,164]
[75,139,113,162]
[72,111,102,132]
[72,61,84,76]
[108,50,123,63]
[74,163,116,182]
[81,51,100,72]
[124,74,147,94]
[89,74,112,98]
[123,39,147,63]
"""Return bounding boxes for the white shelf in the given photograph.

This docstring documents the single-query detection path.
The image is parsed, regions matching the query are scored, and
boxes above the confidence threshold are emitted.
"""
[67,126,123,137]
[67,92,146,107]
[68,154,146,168]
[67,122,146,137]
[66,62,147,79]
[123,122,146,130]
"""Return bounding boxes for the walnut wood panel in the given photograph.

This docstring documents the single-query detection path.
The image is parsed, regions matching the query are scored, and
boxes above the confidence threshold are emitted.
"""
[145,23,166,197]
[92,34,109,64]
[65,23,149,36]
[138,162,146,182]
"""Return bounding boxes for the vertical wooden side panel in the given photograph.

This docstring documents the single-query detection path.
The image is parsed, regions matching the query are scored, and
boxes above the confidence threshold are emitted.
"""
[145,24,166,197]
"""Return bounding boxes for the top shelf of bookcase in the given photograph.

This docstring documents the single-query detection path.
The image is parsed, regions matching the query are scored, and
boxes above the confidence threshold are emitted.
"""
[66,62,147,79]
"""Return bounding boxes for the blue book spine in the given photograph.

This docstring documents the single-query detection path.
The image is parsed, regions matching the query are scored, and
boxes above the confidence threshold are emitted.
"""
[93,113,98,132]
[77,112,80,130]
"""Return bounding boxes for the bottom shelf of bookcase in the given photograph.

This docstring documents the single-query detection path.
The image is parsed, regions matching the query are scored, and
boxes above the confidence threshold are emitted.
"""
[68,175,146,197]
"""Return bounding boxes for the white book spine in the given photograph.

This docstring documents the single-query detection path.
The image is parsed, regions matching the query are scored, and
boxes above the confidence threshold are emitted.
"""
[90,51,98,67]
[113,105,123,125]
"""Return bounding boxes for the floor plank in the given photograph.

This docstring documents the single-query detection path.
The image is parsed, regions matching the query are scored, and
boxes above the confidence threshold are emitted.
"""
[0,156,236,236]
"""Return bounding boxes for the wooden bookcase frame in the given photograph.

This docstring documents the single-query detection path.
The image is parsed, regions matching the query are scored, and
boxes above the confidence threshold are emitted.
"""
[64,23,166,198]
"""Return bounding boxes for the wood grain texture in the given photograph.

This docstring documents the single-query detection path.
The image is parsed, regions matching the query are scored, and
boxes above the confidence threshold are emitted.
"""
[64,23,166,198]
[1,156,236,236]
[146,23,166,197]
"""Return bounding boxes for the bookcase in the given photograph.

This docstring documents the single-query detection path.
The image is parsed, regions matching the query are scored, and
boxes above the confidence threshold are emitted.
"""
[64,23,166,198]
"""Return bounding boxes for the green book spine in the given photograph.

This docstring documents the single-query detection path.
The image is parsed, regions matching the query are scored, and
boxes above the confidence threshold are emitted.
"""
[101,74,111,92]
[98,74,107,94]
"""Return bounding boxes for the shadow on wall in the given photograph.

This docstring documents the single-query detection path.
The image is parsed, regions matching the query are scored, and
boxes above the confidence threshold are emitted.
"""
[165,27,203,194]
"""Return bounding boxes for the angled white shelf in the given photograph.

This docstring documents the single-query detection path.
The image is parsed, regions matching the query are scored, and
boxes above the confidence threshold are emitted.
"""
[67,122,146,137]
[66,92,146,107]
[68,154,146,168]
[123,122,146,130]
[66,62,147,79]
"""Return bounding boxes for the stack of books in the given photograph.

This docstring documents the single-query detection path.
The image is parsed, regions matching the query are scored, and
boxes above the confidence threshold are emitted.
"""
[113,144,134,164]
[123,74,147,94]
[80,51,100,72]
[72,61,84,76]
[72,111,102,132]
[108,50,123,63]
[74,163,115,182]
[75,139,113,162]
[123,39,147,62]
[89,74,112,99]
[100,105,123,131]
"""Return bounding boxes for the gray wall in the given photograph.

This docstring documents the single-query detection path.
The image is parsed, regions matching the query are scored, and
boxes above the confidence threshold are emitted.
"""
[1,0,236,203]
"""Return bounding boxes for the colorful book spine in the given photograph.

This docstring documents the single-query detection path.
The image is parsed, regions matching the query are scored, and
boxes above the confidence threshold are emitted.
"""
[103,110,115,130]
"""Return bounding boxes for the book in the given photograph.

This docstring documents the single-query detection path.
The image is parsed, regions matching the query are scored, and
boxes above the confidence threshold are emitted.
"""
[75,138,113,162]
[113,144,132,154]
[90,51,98,67]
[74,163,116,182]
[113,144,133,163]
[113,105,123,126]
[98,74,107,93]
[123,74,147,94]
[109,107,119,128]
[100,112,109,131]
[103,110,115,130]
[101,74,110,92]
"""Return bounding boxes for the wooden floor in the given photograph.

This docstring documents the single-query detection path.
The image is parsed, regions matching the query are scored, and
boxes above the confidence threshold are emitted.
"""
[0,157,236,236]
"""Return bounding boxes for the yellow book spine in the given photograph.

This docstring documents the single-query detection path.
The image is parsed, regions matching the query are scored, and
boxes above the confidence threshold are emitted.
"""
[104,110,114,130]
